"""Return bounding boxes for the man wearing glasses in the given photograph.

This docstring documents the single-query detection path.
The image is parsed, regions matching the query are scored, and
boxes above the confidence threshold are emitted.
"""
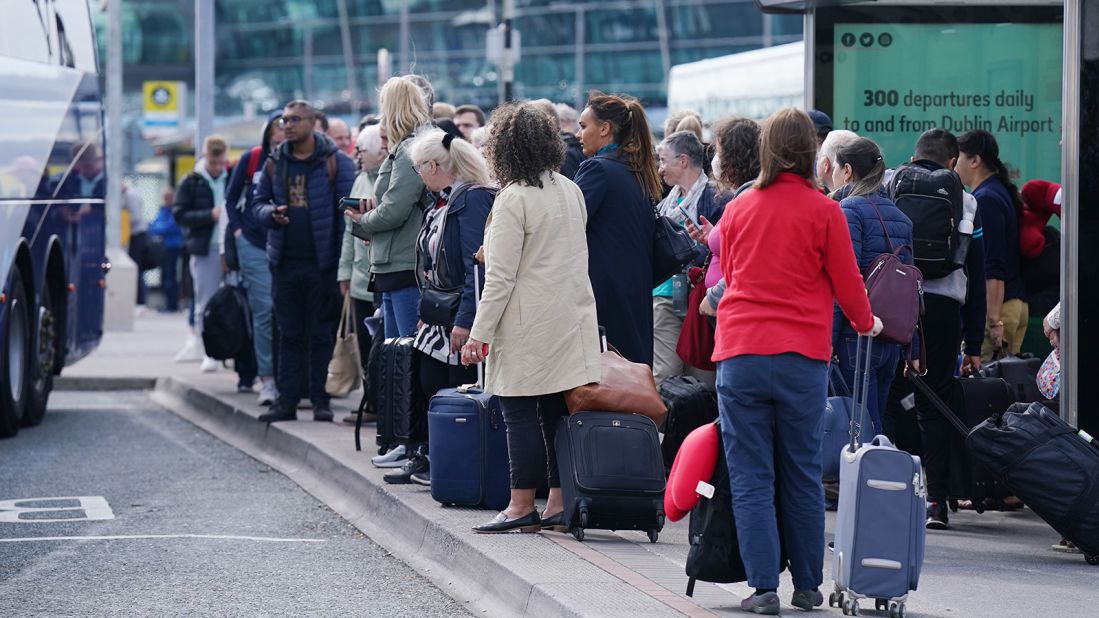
[253,100,358,423]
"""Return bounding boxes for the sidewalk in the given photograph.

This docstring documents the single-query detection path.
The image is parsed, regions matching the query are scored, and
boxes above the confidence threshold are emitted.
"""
[62,313,1099,617]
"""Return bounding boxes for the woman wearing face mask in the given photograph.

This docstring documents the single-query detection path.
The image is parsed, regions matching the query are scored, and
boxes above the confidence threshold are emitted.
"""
[829,137,915,436]
[686,118,761,317]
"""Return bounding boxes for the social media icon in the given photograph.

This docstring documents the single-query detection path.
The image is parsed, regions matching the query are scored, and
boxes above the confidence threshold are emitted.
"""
[860,33,874,47]
[879,33,893,47]
[841,33,856,48]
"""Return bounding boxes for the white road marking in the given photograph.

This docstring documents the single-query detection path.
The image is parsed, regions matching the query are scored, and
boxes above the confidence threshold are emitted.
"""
[0,534,326,543]
[0,496,115,522]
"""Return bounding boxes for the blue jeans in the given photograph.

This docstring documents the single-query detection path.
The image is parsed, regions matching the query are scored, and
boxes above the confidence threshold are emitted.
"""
[383,285,421,338]
[835,336,901,438]
[160,247,180,312]
[717,353,827,590]
[237,237,275,377]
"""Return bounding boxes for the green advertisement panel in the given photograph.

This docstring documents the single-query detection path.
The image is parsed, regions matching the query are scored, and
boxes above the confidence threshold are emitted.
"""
[832,22,1063,185]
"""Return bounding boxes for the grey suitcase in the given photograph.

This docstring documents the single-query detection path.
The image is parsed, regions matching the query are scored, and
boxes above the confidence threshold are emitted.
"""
[830,336,926,618]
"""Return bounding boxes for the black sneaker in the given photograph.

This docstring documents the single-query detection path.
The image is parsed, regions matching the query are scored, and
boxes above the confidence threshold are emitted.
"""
[384,453,428,485]
[313,404,334,422]
[926,501,950,530]
[410,465,431,486]
[258,402,297,423]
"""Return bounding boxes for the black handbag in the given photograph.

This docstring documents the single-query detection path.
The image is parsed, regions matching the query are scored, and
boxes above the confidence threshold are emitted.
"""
[652,208,696,283]
[418,284,461,327]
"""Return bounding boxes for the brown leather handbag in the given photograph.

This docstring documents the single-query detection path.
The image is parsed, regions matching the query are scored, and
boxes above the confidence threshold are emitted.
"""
[565,345,667,429]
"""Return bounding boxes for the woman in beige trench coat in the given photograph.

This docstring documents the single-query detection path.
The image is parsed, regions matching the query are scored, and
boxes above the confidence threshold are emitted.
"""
[462,102,602,534]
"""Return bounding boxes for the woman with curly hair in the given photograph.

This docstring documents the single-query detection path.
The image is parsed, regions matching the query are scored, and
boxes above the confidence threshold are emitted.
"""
[575,91,663,365]
[685,117,762,315]
[461,101,602,534]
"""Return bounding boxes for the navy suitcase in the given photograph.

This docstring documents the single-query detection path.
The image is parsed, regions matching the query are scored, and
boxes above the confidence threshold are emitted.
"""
[967,402,1099,565]
[427,383,510,510]
[821,365,869,483]
[831,336,926,617]
[426,264,510,510]
[658,376,717,471]
[556,411,666,543]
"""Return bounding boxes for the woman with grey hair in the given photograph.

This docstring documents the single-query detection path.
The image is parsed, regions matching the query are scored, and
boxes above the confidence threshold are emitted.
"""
[652,130,729,385]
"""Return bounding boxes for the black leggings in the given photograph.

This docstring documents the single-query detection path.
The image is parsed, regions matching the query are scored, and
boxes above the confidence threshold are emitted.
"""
[498,393,569,489]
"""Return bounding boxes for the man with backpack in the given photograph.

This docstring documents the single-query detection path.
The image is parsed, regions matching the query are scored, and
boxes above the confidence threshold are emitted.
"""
[887,128,987,531]
[253,100,357,423]
[226,112,285,406]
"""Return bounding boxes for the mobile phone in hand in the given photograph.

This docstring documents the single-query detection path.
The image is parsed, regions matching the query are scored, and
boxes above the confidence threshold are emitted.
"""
[340,197,363,211]
[676,204,700,228]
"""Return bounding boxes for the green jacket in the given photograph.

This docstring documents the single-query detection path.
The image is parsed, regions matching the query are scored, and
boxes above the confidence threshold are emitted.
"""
[354,136,430,274]
[338,171,376,300]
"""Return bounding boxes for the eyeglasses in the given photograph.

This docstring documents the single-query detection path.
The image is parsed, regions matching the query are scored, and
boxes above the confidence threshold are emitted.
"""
[413,160,435,175]
[279,115,312,127]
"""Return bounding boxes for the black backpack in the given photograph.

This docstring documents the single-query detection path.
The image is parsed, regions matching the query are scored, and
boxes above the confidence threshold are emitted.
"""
[201,285,252,361]
[685,422,789,596]
[888,163,966,280]
[659,376,717,471]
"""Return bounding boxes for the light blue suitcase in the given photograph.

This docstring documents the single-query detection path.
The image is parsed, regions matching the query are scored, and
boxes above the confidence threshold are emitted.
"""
[830,336,926,618]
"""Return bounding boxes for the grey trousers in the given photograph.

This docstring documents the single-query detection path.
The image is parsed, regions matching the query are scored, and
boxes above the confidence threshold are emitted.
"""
[189,251,221,336]
[652,296,715,389]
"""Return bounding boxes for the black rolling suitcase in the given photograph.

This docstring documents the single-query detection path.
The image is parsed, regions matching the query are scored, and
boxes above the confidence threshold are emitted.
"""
[371,336,424,455]
[981,356,1043,403]
[910,374,1014,512]
[556,411,666,543]
[967,402,1099,565]
[658,376,717,470]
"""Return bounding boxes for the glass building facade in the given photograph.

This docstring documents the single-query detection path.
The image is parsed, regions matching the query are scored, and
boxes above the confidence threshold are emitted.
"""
[97,0,800,116]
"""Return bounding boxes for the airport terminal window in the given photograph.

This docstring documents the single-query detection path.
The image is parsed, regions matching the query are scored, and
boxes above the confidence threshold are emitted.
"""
[669,2,761,40]
[515,13,576,48]
[586,8,659,45]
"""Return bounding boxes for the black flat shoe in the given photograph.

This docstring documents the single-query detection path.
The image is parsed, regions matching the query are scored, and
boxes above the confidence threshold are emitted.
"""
[472,511,541,534]
[540,511,567,531]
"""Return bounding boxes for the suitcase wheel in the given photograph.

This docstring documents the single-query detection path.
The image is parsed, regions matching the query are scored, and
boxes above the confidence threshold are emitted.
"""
[571,528,585,542]
[842,597,860,616]
[647,529,659,544]
[888,602,906,618]
[876,599,888,612]
[578,505,589,528]
[1086,554,1099,566]
[828,592,838,608]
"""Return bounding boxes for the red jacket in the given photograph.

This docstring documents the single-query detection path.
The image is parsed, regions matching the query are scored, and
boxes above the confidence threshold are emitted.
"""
[713,173,874,363]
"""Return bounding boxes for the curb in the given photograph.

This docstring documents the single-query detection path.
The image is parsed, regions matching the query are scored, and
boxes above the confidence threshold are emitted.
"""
[149,377,678,617]
[55,376,158,391]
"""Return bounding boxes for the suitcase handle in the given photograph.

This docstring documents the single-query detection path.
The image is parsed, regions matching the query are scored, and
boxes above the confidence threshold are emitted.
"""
[848,335,875,452]
[473,263,485,389]
[908,372,972,437]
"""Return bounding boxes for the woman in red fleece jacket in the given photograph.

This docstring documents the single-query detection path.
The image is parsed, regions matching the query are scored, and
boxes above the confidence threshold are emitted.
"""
[713,108,881,615]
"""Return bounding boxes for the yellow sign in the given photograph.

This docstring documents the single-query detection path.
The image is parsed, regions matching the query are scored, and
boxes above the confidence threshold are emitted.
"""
[144,81,181,113]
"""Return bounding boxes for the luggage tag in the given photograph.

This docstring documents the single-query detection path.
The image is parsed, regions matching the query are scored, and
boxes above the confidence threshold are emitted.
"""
[696,481,715,500]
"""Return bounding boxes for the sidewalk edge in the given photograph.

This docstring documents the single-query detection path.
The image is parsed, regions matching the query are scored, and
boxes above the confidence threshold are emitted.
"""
[149,377,586,618]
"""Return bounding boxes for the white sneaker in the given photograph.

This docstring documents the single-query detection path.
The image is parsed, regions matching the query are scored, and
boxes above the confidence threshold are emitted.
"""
[200,356,219,373]
[372,445,408,468]
[258,381,279,406]
[174,334,204,363]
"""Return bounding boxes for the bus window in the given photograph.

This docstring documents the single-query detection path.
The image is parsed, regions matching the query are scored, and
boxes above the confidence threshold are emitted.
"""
[0,2,51,64]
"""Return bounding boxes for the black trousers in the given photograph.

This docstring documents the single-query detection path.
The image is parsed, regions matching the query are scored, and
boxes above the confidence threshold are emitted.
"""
[414,351,476,447]
[499,393,569,489]
[273,261,339,407]
[911,293,964,504]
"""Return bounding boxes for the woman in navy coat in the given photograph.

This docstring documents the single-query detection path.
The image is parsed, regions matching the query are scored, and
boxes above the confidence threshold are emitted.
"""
[574,93,664,365]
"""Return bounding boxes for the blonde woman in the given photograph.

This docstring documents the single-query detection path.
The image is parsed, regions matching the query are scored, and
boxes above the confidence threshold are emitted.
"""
[347,77,433,337]
[461,102,601,533]
[385,129,497,485]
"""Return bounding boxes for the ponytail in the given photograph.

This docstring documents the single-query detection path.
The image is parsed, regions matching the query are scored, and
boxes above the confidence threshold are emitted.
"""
[835,137,886,198]
[958,129,1023,217]
[587,92,663,203]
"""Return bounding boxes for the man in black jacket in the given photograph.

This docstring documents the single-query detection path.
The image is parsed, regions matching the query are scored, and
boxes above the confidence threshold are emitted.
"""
[173,135,230,373]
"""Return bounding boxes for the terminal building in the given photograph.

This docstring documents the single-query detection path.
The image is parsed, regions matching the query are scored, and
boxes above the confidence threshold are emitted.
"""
[96,0,801,116]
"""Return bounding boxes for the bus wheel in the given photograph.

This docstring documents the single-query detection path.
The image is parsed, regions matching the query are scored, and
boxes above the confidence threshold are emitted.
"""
[0,268,32,438]
[24,279,55,427]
